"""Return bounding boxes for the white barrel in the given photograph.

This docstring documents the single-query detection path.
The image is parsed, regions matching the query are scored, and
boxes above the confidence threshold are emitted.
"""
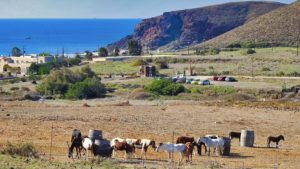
[88,129,102,140]
[240,130,255,147]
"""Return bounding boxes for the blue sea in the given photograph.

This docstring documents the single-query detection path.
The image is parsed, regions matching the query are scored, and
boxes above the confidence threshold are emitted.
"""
[0,19,141,56]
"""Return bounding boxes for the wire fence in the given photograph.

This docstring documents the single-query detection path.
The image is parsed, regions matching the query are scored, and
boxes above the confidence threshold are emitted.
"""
[37,125,298,169]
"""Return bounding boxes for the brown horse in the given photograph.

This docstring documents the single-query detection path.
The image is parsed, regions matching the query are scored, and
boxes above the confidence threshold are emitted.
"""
[229,132,241,141]
[112,140,135,159]
[185,142,194,163]
[267,135,284,148]
[68,129,84,159]
[176,136,194,144]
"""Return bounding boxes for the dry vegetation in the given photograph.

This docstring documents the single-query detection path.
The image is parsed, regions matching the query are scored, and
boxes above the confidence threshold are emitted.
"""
[0,100,299,168]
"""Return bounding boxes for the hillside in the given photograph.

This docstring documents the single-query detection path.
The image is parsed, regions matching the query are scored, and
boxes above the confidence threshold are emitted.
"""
[108,1,285,51]
[197,1,300,48]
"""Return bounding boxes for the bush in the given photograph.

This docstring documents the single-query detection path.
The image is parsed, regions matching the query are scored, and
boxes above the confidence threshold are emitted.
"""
[262,67,271,71]
[65,78,106,100]
[10,87,19,91]
[241,49,256,55]
[208,48,221,55]
[9,78,21,84]
[131,59,147,66]
[154,58,169,69]
[1,142,39,158]
[21,87,30,92]
[20,77,27,82]
[145,79,185,96]
[190,88,200,94]
[287,71,300,77]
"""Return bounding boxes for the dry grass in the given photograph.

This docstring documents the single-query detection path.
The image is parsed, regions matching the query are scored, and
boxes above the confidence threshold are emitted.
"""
[0,100,299,168]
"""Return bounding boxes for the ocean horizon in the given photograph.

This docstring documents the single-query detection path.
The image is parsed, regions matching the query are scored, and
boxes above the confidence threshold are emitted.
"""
[0,19,141,56]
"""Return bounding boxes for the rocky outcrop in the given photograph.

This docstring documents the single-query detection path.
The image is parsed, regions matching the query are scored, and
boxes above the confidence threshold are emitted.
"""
[108,1,285,50]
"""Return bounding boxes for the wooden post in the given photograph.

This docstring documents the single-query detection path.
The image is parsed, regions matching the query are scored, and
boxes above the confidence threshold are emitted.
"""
[50,123,54,160]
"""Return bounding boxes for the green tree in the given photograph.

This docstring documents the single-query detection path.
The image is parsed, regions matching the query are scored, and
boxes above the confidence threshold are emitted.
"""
[12,47,23,57]
[127,40,142,56]
[98,47,108,57]
[84,51,94,60]
[113,47,120,56]
[65,78,106,100]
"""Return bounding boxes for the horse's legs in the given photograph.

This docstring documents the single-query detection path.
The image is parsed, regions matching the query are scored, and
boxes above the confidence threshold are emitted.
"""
[276,142,279,148]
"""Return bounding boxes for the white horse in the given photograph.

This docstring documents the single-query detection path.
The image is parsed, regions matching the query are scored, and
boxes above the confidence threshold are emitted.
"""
[196,137,224,156]
[156,143,187,163]
[82,137,94,159]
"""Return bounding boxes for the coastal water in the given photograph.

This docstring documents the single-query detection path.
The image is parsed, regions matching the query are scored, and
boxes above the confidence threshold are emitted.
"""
[0,19,141,56]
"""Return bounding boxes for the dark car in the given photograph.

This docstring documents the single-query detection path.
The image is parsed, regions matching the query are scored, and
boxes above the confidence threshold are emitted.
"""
[225,77,237,82]
[212,76,219,81]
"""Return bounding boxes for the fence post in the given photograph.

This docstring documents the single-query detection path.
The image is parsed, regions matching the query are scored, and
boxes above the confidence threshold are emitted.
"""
[50,122,54,160]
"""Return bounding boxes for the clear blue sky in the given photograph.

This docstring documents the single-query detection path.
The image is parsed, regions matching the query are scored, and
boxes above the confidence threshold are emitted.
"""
[0,0,296,19]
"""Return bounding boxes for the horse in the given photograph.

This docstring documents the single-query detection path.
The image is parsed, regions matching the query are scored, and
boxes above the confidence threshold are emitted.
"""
[197,137,224,156]
[176,136,194,144]
[185,142,194,163]
[267,135,284,148]
[67,129,84,159]
[176,136,199,156]
[156,143,187,164]
[112,140,135,159]
[137,139,156,159]
[229,132,241,141]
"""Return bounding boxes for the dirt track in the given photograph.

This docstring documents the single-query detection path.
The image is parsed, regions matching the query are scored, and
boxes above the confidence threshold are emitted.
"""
[0,100,299,168]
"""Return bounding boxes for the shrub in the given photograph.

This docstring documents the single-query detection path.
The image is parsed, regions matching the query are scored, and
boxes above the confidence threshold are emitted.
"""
[36,69,83,95]
[276,71,285,76]
[262,67,271,71]
[241,49,256,55]
[21,87,30,92]
[208,48,221,55]
[190,88,200,94]
[162,83,185,96]
[154,58,169,69]
[145,79,185,96]
[65,78,106,100]
[1,142,39,158]
[287,71,300,77]
[221,71,231,75]
[20,77,27,82]
[9,78,21,84]
[10,87,19,91]
[131,59,147,66]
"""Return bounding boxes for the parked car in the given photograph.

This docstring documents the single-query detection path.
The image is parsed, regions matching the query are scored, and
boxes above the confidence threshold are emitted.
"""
[199,79,211,85]
[217,76,226,81]
[225,77,237,82]
[172,76,178,82]
[212,76,219,81]
[191,79,201,85]
[176,77,187,83]
[186,78,194,84]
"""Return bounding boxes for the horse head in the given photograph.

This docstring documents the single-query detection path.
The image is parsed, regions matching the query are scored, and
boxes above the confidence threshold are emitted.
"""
[150,140,156,150]
[67,142,73,158]
[156,143,163,152]
[280,135,285,141]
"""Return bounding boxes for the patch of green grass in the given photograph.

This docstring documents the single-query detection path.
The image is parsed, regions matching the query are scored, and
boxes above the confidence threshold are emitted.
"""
[71,61,139,75]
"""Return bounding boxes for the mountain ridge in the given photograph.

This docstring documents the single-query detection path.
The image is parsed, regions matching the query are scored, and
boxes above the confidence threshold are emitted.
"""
[108,1,286,51]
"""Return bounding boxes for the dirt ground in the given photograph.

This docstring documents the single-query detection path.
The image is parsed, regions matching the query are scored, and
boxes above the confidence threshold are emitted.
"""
[0,100,299,169]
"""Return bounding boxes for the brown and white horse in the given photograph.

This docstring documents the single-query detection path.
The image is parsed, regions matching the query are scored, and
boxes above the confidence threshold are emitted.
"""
[138,139,156,159]
[267,135,285,148]
[112,139,135,159]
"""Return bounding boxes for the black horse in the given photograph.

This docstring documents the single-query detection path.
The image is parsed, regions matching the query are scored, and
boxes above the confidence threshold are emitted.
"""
[229,132,241,141]
[68,129,84,159]
[267,135,284,148]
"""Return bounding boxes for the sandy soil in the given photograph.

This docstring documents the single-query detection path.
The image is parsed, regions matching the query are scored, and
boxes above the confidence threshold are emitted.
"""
[0,100,299,169]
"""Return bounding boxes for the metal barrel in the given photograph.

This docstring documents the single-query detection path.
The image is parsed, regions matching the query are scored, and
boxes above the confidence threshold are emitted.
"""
[88,129,103,140]
[240,130,255,147]
[222,137,231,156]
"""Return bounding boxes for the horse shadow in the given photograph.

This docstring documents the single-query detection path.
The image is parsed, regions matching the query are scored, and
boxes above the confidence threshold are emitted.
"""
[223,153,254,159]
[252,146,278,149]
